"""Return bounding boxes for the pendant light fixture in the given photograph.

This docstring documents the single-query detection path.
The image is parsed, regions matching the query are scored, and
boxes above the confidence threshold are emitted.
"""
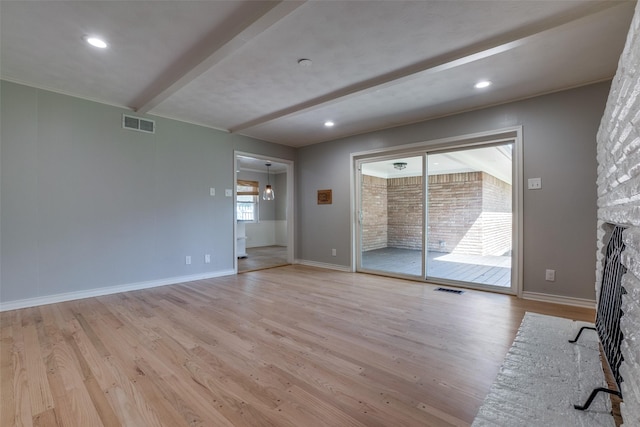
[263,163,275,200]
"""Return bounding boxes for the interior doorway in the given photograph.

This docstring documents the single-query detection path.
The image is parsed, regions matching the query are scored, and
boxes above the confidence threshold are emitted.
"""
[234,152,294,273]
[354,129,521,294]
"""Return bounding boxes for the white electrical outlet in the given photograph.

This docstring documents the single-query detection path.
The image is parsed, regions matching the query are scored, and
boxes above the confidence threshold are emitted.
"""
[528,178,542,190]
[331,248,336,256]
[545,269,555,281]
[225,189,232,197]
[210,188,215,196]
[185,255,192,265]
[205,254,211,263]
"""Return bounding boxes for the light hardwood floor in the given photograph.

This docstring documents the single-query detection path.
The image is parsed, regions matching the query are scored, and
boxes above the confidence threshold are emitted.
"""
[238,246,288,273]
[1,265,594,426]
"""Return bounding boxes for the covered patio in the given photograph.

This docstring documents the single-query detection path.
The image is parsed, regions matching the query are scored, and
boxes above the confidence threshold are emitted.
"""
[361,247,511,287]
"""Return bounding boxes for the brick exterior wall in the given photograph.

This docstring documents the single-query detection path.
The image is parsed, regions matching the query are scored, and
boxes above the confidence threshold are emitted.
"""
[428,172,511,256]
[482,173,512,256]
[428,172,483,254]
[596,3,640,425]
[362,171,511,256]
[361,175,387,251]
[388,176,423,249]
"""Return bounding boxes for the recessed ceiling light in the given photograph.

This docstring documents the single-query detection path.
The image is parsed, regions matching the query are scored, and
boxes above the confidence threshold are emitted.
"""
[474,80,492,89]
[85,36,108,49]
[324,121,335,128]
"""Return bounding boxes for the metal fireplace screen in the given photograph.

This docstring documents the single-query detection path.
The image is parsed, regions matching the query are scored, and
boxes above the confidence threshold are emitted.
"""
[596,225,626,386]
[570,224,626,410]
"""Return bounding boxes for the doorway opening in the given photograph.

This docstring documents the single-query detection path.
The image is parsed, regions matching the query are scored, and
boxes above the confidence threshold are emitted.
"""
[234,152,294,273]
[354,128,522,294]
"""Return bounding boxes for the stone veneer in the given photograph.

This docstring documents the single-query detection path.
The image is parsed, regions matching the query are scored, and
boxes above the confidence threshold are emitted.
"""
[596,2,640,425]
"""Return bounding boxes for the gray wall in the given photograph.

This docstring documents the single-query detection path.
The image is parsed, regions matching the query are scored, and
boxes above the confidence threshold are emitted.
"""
[296,82,609,300]
[236,170,287,221]
[0,79,609,304]
[237,170,274,221]
[0,80,295,304]
[274,172,287,222]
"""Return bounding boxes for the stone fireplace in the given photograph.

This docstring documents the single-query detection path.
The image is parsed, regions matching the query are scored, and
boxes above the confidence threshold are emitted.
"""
[596,2,640,424]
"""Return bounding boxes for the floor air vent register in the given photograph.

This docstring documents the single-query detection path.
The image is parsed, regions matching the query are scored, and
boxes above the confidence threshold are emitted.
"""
[569,225,626,411]
[435,287,464,294]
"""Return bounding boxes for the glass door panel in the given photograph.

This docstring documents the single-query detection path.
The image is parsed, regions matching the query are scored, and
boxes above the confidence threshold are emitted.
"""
[359,156,424,277]
[426,144,513,288]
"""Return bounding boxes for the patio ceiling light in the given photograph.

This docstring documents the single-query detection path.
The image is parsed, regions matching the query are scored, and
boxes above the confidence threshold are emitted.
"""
[393,162,407,170]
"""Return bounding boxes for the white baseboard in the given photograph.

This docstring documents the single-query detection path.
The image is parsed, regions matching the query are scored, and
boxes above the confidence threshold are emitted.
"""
[295,259,352,272]
[521,291,596,309]
[0,270,235,312]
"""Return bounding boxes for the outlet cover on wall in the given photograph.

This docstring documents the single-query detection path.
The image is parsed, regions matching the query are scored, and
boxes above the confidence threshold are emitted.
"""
[205,254,211,263]
[528,177,542,190]
[545,269,555,281]
[185,255,192,265]
[331,248,336,256]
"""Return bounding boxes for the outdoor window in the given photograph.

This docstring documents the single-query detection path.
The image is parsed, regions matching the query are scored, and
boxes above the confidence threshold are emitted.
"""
[237,180,259,222]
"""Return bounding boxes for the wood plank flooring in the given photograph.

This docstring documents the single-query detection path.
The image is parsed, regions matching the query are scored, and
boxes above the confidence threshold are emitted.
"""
[238,246,289,273]
[1,265,595,426]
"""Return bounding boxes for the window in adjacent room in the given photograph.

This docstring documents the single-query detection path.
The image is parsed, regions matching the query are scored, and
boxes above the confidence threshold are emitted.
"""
[237,180,259,222]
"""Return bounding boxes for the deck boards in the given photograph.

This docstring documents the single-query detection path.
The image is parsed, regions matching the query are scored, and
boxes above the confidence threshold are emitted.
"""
[1,265,594,426]
[362,248,511,287]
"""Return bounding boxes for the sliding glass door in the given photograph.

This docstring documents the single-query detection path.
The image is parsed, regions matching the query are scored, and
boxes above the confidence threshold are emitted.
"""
[356,137,517,293]
[359,155,424,277]
[425,144,513,288]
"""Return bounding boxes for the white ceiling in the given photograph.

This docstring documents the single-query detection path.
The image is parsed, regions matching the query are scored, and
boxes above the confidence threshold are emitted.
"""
[0,1,634,147]
[237,155,287,174]
[362,144,513,183]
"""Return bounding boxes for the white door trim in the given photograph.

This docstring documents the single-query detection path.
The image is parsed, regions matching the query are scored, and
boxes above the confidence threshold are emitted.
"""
[350,126,523,296]
[233,151,295,273]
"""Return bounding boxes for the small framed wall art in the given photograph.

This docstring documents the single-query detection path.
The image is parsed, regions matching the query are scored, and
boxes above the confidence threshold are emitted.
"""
[317,189,332,205]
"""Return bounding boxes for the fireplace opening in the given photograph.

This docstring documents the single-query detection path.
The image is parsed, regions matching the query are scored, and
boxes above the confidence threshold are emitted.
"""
[570,224,626,411]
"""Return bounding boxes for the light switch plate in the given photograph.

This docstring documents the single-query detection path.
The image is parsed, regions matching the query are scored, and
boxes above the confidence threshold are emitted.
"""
[210,187,215,196]
[225,189,232,197]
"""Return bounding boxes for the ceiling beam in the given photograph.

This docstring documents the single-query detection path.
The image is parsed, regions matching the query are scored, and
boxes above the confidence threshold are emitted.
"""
[132,1,306,114]
[229,0,623,133]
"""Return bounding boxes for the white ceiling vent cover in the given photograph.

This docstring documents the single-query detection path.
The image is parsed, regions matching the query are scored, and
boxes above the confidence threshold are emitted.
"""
[122,114,155,134]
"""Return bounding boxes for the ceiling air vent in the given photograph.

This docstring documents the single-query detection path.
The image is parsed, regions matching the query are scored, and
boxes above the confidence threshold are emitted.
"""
[122,114,155,134]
